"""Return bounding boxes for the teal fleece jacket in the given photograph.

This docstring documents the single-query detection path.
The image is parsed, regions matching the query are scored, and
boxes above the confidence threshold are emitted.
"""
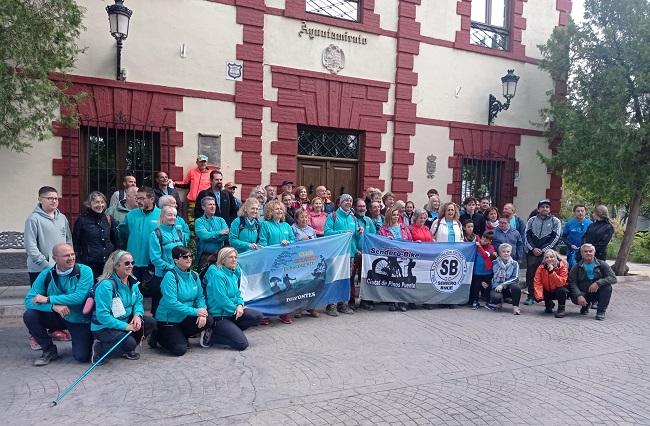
[155,266,206,323]
[91,274,144,331]
[204,264,244,317]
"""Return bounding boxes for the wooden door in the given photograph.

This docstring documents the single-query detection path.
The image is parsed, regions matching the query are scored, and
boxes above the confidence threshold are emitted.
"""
[297,158,358,199]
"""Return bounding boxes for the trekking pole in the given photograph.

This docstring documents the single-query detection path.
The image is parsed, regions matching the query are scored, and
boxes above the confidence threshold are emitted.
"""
[51,331,133,407]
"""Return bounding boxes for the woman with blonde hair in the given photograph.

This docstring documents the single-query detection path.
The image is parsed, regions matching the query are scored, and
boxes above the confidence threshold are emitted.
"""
[431,202,463,242]
[307,196,328,236]
[73,191,117,278]
[91,250,155,363]
[200,247,263,350]
[424,194,441,222]
[533,249,569,318]
[229,197,262,253]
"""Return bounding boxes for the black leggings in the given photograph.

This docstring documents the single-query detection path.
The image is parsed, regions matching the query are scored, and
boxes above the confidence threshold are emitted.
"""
[544,287,569,307]
[490,283,522,306]
[156,315,214,356]
[469,274,492,303]
[210,309,262,351]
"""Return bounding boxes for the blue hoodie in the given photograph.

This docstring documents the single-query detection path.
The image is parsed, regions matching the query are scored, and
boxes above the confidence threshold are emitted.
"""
[149,223,188,277]
[155,266,206,323]
[91,274,144,331]
[117,207,161,267]
[204,264,244,317]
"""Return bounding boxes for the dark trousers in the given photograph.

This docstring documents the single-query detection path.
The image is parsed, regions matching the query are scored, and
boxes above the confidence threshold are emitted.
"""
[570,284,613,313]
[23,310,93,362]
[156,315,214,356]
[526,254,543,298]
[86,262,105,280]
[150,275,164,316]
[92,316,156,359]
[544,287,569,308]
[490,283,522,306]
[211,308,263,351]
[29,272,40,285]
[469,274,493,303]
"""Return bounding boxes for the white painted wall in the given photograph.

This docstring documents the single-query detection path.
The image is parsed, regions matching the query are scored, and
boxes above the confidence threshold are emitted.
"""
[522,0,559,59]
[409,124,454,206]
[514,135,552,215]
[264,15,396,84]
[413,44,552,129]
[379,121,394,190]
[265,0,286,9]
[0,138,63,231]
[75,0,240,94]
[375,0,399,32]
[175,98,241,184]
[260,106,278,187]
[417,1,461,41]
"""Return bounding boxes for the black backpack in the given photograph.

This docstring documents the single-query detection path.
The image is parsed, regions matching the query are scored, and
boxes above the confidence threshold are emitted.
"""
[154,227,184,249]
[43,264,81,295]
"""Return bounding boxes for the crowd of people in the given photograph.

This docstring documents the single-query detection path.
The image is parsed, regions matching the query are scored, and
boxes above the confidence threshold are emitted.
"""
[22,155,617,367]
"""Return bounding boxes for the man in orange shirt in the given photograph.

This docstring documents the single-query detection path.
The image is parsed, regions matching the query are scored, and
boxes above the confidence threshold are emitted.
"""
[175,155,213,226]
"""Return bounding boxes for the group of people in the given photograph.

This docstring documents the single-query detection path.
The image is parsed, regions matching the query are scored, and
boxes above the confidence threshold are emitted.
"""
[22,157,617,366]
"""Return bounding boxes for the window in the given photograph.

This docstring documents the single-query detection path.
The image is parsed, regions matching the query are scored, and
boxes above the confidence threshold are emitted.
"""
[298,126,360,159]
[306,0,360,22]
[470,0,510,50]
[81,126,160,201]
[461,158,503,206]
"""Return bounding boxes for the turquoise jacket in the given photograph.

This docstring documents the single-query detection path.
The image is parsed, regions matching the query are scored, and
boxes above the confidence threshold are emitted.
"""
[324,207,359,256]
[195,214,228,257]
[117,207,161,267]
[229,216,261,253]
[155,266,206,323]
[24,264,94,324]
[176,216,191,242]
[204,264,244,317]
[259,220,295,246]
[149,223,188,277]
[91,274,144,331]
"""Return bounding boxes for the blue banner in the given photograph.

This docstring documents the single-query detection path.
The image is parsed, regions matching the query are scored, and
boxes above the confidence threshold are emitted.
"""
[238,233,352,315]
[361,234,476,304]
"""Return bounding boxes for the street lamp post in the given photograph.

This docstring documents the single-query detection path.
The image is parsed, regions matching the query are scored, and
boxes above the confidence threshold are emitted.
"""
[106,0,133,81]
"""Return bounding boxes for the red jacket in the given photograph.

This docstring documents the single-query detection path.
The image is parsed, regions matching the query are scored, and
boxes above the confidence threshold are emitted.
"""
[533,260,569,301]
[410,224,432,242]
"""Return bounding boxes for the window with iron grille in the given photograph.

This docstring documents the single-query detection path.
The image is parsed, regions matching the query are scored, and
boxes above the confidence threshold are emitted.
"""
[81,126,160,201]
[298,126,360,159]
[306,0,360,22]
[470,0,510,51]
[461,158,503,206]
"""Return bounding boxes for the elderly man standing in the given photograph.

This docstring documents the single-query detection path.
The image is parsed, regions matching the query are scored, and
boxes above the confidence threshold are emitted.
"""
[569,244,616,320]
[523,199,562,305]
[109,175,137,208]
[23,243,94,366]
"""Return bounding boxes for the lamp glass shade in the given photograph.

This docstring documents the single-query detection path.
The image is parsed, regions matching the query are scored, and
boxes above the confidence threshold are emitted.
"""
[106,1,132,40]
[501,69,519,99]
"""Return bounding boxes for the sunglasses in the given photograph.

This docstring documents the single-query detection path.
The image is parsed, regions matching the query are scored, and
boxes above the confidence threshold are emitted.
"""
[178,254,193,260]
[122,261,135,266]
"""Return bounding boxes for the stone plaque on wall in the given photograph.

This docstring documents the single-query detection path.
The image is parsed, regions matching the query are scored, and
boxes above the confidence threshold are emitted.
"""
[198,134,221,166]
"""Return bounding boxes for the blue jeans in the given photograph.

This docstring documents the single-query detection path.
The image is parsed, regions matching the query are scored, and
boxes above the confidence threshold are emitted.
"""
[23,309,93,362]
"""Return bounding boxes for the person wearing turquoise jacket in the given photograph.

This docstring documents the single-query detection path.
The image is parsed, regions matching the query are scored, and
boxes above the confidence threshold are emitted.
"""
[195,196,229,267]
[200,247,263,350]
[259,200,295,247]
[23,243,93,366]
[157,194,191,242]
[150,246,213,356]
[91,250,155,363]
[148,205,188,315]
[229,197,263,253]
[324,193,361,316]
[117,187,161,282]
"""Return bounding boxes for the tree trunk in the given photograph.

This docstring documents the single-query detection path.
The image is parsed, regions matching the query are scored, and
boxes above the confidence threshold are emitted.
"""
[613,191,643,276]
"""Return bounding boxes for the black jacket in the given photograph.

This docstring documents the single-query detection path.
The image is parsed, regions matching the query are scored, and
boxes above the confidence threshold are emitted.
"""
[459,212,487,236]
[194,188,239,226]
[568,258,616,299]
[581,219,614,261]
[72,209,117,265]
[154,186,182,212]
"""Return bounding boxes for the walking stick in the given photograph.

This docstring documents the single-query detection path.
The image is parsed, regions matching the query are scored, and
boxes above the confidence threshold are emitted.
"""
[51,330,133,407]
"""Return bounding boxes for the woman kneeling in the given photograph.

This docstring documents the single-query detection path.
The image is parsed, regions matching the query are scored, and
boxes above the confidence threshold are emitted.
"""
[201,247,262,350]
[151,246,213,356]
[91,250,155,363]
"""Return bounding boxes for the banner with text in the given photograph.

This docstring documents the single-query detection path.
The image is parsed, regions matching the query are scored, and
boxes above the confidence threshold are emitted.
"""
[361,234,476,304]
[238,234,352,315]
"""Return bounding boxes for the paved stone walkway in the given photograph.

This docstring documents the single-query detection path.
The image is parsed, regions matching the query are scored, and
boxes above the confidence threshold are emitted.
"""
[1,279,649,425]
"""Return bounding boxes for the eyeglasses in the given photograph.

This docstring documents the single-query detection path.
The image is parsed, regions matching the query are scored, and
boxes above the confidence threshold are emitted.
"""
[122,261,135,266]
[41,197,59,202]
[179,254,193,260]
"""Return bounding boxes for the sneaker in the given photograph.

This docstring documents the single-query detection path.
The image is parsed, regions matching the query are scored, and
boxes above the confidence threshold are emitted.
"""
[389,303,397,312]
[484,303,497,311]
[294,312,303,319]
[471,301,481,310]
[513,307,521,315]
[147,329,158,349]
[122,351,140,360]
[29,336,42,351]
[91,342,107,365]
[279,314,293,324]
[592,302,599,311]
[554,307,566,318]
[34,346,58,367]
[544,306,553,314]
[308,309,320,318]
[580,304,590,315]
[523,298,535,305]
[200,328,213,348]
[325,304,339,317]
[337,304,354,314]
[49,330,72,341]
[595,311,606,321]
[398,303,407,312]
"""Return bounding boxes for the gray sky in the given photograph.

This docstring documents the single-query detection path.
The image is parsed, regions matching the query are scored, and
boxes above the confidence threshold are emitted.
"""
[571,0,585,23]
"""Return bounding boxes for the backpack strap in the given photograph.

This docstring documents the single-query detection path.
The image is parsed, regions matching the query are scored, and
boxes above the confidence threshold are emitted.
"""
[239,217,260,243]
[48,264,81,295]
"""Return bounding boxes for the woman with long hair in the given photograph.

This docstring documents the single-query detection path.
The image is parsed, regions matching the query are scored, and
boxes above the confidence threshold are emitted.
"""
[91,250,155,363]
[378,206,413,313]
[431,202,463,242]
[307,196,328,237]
[73,191,117,278]
[200,247,263,350]
[484,207,500,233]
[294,186,310,210]
[229,197,262,253]
[533,249,569,318]
[425,195,441,223]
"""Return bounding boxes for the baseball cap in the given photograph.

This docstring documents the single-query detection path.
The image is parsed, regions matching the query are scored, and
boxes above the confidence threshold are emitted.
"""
[281,180,294,186]
[225,182,237,189]
[197,155,208,162]
[537,198,551,208]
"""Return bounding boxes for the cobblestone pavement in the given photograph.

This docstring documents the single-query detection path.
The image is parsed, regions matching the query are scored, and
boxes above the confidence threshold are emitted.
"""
[1,279,650,426]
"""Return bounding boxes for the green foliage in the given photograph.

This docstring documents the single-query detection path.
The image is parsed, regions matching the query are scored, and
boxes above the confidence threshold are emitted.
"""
[0,0,85,152]
[608,231,650,263]
[537,0,650,206]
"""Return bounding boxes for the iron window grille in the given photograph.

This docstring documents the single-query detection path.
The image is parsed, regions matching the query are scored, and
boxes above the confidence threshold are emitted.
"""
[461,158,504,207]
[470,0,510,51]
[306,0,360,22]
[298,127,360,159]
